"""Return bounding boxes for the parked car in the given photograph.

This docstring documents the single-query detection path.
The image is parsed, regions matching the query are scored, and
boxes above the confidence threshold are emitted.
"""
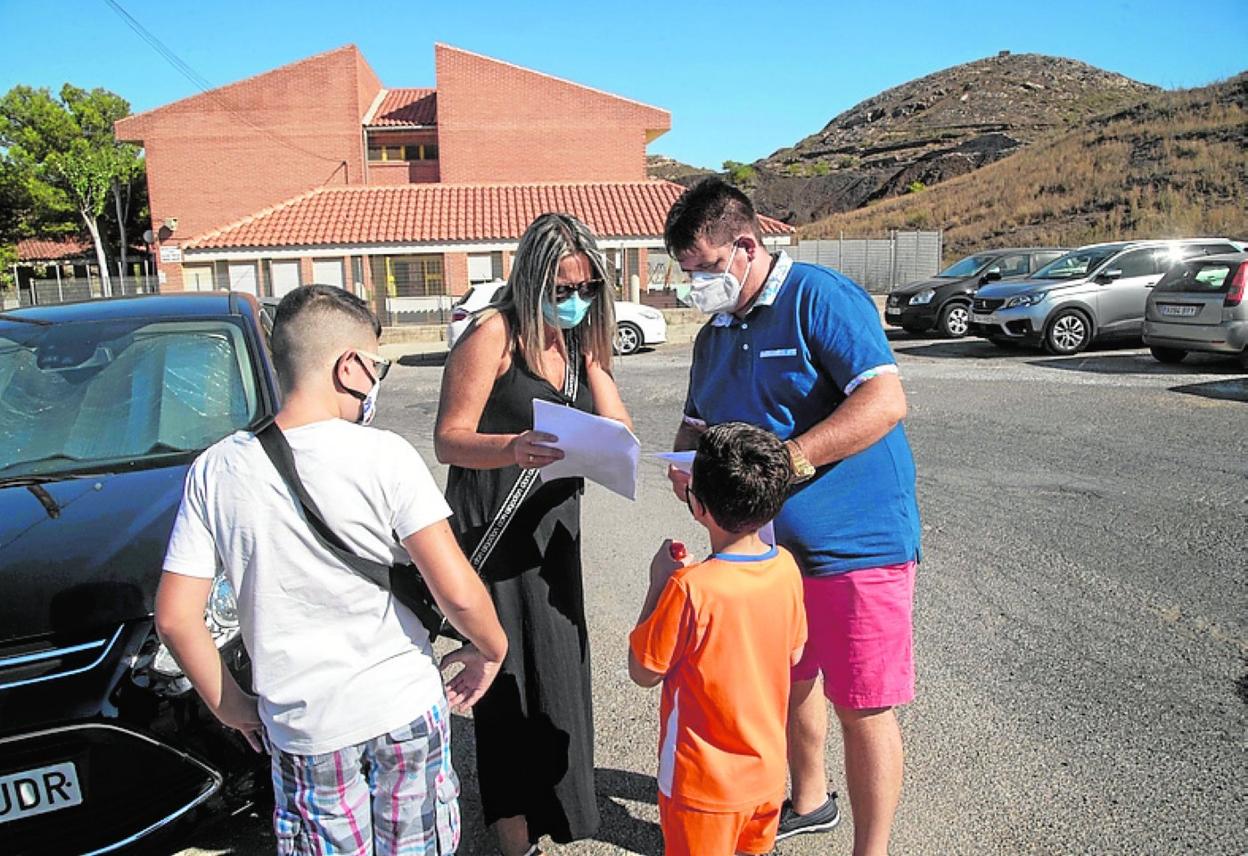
[886,248,1067,338]
[0,293,278,854]
[968,238,1244,354]
[1143,251,1248,369]
[447,281,668,355]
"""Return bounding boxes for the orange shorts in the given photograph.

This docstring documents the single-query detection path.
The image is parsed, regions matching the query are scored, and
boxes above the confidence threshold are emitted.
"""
[658,793,783,856]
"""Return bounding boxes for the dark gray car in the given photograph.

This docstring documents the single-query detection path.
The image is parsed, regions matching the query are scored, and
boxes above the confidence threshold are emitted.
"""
[886,248,1066,338]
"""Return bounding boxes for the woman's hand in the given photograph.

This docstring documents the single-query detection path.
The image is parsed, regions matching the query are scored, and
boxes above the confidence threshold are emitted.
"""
[440,644,504,712]
[510,430,564,469]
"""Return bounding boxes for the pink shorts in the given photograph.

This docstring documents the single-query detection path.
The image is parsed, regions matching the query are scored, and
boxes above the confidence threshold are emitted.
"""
[791,560,916,709]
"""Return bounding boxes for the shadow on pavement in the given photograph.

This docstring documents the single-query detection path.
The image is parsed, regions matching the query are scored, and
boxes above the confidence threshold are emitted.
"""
[1029,353,1246,376]
[892,339,1023,360]
[590,767,663,854]
[1168,378,1248,403]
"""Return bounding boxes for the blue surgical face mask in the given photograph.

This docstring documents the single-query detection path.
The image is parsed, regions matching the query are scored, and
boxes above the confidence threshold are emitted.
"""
[542,292,594,329]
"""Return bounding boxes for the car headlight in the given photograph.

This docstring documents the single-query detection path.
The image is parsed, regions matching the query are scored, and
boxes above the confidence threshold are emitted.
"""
[637,308,663,320]
[908,289,935,305]
[147,574,241,680]
[1004,292,1048,309]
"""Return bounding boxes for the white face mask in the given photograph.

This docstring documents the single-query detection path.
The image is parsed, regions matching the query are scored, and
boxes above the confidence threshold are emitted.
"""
[357,380,379,426]
[689,243,751,314]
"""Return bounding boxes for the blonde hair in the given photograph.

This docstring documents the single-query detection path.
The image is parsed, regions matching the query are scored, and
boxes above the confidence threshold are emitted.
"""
[477,213,615,377]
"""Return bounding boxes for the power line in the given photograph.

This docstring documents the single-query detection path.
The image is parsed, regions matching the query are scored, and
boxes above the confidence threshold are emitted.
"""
[102,0,347,169]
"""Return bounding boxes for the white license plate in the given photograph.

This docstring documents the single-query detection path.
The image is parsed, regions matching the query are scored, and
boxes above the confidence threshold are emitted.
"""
[1159,305,1199,317]
[971,313,994,324]
[886,307,902,316]
[0,762,83,824]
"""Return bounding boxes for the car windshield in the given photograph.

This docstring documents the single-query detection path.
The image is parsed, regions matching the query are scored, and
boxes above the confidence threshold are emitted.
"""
[0,318,260,480]
[1031,248,1121,280]
[937,254,999,278]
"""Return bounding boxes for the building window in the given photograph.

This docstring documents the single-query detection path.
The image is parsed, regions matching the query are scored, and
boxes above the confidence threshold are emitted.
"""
[375,255,444,297]
[367,143,439,162]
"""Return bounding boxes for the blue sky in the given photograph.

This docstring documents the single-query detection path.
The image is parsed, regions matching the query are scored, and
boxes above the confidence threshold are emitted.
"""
[2,0,1243,169]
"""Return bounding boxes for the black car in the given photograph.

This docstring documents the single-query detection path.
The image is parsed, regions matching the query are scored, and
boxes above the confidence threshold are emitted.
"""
[885,248,1067,338]
[0,293,279,854]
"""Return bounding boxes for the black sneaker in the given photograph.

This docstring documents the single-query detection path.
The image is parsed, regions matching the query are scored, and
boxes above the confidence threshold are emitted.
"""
[775,792,840,841]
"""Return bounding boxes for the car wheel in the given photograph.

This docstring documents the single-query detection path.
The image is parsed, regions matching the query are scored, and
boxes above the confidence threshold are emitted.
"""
[1149,346,1187,364]
[1044,309,1092,355]
[937,302,971,338]
[614,321,643,356]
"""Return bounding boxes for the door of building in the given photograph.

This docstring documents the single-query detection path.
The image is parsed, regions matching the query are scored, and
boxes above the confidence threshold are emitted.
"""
[270,260,301,297]
[312,259,345,289]
[183,265,215,292]
[227,263,258,295]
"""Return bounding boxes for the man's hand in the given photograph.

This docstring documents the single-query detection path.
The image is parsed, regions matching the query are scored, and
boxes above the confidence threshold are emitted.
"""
[650,538,691,588]
[440,644,503,712]
[667,465,692,502]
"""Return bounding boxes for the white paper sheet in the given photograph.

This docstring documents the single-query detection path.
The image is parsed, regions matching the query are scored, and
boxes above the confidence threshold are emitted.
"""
[533,399,640,500]
[650,451,775,545]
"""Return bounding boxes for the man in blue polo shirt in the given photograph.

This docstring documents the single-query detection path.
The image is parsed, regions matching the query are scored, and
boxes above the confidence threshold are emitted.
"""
[664,178,920,856]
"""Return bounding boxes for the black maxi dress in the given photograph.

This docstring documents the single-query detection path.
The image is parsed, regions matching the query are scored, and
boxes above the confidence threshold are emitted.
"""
[444,338,600,844]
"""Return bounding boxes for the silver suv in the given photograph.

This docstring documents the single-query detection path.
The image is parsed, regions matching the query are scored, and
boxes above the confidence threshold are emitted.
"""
[968,239,1243,354]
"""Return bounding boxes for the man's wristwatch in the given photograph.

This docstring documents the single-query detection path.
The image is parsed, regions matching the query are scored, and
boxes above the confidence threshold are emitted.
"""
[785,439,816,483]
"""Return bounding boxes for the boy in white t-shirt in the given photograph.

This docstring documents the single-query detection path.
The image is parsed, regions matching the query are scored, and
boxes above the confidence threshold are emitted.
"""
[155,285,507,856]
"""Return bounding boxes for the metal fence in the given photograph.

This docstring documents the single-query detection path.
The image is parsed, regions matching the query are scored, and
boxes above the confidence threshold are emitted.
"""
[17,275,160,307]
[788,230,943,293]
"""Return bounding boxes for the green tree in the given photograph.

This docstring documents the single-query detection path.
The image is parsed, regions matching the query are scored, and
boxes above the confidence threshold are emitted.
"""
[0,84,145,295]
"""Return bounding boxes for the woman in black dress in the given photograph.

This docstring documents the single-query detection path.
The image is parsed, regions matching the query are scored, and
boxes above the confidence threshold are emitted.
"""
[434,213,631,856]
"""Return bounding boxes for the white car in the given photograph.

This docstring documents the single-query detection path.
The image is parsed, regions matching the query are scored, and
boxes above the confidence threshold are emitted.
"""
[447,280,667,355]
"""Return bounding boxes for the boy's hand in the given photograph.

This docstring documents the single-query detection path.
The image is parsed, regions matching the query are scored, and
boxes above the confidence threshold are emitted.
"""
[650,539,691,587]
[215,687,264,752]
[440,644,503,712]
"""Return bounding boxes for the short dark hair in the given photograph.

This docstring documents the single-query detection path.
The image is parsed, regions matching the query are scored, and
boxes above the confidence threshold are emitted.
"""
[664,176,765,256]
[692,422,793,534]
[271,285,381,392]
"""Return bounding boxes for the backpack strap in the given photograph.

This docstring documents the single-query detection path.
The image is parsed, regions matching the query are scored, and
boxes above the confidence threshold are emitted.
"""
[255,421,445,639]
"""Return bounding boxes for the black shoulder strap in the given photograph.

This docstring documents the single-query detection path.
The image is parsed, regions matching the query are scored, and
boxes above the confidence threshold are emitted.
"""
[255,422,393,585]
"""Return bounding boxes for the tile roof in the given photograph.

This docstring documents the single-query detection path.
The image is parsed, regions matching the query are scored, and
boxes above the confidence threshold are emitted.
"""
[368,89,437,127]
[184,181,794,250]
[16,237,95,261]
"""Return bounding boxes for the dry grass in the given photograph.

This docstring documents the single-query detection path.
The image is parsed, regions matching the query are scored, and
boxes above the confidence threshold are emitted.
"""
[799,82,1248,258]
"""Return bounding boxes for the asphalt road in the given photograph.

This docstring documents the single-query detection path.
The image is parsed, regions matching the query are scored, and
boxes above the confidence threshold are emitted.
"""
[174,332,1247,856]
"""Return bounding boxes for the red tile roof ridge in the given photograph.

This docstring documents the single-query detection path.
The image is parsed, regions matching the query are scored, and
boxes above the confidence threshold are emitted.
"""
[117,44,363,129]
[434,43,670,121]
[185,186,329,248]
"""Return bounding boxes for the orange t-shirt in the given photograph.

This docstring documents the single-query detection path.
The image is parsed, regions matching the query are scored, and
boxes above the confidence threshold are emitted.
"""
[629,545,807,812]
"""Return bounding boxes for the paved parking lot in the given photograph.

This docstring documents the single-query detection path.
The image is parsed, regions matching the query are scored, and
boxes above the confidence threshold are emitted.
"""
[173,332,1247,856]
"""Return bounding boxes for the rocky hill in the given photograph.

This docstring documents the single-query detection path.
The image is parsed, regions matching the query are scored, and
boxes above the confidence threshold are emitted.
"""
[800,73,1248,258]
[646,154,713,184]
[674,53,1157,225]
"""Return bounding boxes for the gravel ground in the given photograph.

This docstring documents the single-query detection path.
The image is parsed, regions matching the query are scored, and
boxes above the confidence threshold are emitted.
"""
[172,331,1248,856]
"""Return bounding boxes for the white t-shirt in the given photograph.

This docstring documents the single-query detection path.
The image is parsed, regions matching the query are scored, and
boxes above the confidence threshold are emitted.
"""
[163,419,452,755]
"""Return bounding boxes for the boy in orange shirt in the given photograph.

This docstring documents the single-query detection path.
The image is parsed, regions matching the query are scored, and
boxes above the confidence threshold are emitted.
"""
[629,422,807,856]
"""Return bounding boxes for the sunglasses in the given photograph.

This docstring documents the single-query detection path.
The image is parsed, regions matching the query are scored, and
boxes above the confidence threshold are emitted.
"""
[347,349,391,382]
[553,278,605,302]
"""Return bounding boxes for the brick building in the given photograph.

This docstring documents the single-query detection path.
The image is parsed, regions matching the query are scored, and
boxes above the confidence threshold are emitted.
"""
[115,44,791,323]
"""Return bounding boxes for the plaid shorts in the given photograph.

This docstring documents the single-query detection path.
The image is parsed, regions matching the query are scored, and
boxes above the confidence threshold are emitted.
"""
[268,700,460,856]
